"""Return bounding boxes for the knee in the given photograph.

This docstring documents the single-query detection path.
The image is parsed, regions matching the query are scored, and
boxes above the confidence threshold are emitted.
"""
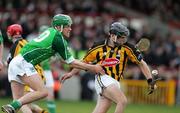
[117,96,127,107]
[121,97,127,107]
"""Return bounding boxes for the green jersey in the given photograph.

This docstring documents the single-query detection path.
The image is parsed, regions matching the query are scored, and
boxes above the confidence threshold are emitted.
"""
[20,27,74,66]
[41,59,50,70]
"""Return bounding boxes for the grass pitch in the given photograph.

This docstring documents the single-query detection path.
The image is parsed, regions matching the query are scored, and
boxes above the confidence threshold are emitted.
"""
[0,98,179,113]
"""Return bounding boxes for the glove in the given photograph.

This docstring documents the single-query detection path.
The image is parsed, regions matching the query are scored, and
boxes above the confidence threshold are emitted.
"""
[147,78,158,95]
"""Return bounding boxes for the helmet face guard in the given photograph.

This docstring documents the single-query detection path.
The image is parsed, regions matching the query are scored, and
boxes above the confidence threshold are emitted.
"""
[109,22,129,45]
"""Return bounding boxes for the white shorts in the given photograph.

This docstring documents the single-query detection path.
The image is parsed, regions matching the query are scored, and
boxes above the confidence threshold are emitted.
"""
[95,74,120,95]
[8,54,38,84]
[44,70,54,87]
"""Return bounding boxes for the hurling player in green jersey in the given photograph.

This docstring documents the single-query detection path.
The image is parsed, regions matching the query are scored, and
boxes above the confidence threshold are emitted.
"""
[28,25,57,113]
[0,30,4,71]
[1,14,105,113]
[38,25,57,113]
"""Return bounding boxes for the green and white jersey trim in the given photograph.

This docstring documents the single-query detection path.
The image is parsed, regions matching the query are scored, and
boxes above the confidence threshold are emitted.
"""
[65,56,75,64]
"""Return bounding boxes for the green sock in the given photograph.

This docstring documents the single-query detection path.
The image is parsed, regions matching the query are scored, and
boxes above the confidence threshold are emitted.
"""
[10,100,22,110]
[47,100,56,113]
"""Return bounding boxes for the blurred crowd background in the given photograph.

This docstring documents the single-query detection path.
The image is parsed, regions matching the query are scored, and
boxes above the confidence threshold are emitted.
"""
[0,0,180,103]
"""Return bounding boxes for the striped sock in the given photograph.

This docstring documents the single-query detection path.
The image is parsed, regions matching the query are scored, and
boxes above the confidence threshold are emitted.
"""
[47,100,56,113]
[10,100,22,110]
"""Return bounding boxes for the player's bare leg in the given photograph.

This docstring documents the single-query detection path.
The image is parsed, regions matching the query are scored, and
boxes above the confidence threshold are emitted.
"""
[103,84,127,113]
[12,81,32,113]
[2,81,32,113]
[29,104,48,113]
[46,87,54,101]
[20,91,48,113]
[2,80,33,113]
[2,74,48,112]
[20,105,33,113]
[18,74,48,105]
[92,95,112,113]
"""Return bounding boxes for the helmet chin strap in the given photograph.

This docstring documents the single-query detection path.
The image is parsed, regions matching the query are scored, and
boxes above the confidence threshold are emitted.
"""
[114,35,127,46]
[55,25,63,32]
[108,35,118,47]
[114,35,117,43]
[113,35,121,46]
[60,25,63,32]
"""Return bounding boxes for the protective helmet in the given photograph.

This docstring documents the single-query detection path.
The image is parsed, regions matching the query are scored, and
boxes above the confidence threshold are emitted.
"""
[39,25,49,33]
[51,14,72,27]
[109,22,129,37]
[7,24,23,37]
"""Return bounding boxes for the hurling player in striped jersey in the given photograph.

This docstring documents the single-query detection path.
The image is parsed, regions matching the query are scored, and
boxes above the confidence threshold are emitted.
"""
[61,22,157,113]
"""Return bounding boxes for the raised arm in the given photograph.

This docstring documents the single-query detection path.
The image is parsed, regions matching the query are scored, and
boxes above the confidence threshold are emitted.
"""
[61,60,104,82]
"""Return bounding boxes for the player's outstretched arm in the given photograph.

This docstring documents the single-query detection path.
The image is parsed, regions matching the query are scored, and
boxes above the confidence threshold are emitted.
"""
[69,59,104,75]
[139,60,157,94]
[61,60,105,82]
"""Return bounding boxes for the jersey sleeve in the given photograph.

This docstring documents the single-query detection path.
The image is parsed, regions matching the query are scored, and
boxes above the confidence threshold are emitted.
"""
[83,49,97,63]
[123,43,143,64]
[52,32,75,64]
[83,41,102,63]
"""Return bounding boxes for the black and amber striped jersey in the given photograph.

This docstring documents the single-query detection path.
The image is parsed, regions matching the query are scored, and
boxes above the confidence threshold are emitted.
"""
[7,38,27,64]
[7,38,45,83]
[83,40,143,81]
